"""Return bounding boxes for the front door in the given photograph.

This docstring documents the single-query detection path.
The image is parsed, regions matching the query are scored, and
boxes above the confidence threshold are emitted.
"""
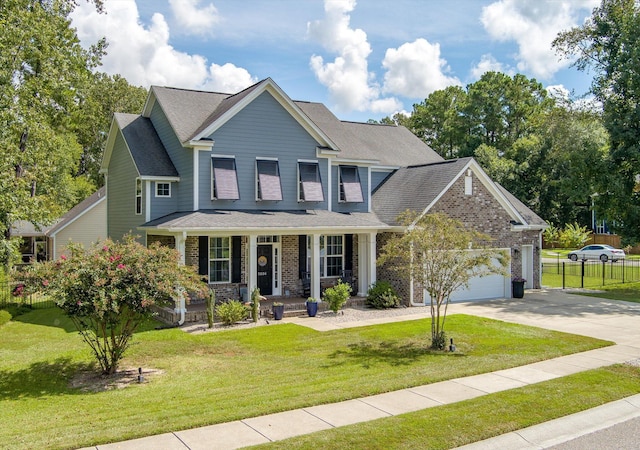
[257,244,273,295]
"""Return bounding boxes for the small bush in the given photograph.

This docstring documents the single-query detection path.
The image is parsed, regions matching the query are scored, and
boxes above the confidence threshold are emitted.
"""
[323,280,351,313]
[216,300,248,325]
[366,281,400,309]
[0,310,11,327]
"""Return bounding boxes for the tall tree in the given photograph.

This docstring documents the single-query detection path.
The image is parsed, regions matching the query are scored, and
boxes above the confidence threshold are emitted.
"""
[72,73,147,185]
[554,0,640,242]
[0,0,104,266]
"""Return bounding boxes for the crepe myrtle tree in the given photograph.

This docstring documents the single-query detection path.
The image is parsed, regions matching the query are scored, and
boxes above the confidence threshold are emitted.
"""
[378,212,509,350]
[21,235,208,375]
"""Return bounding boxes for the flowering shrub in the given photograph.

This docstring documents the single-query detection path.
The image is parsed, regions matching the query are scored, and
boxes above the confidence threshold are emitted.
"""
[21,235,208,375]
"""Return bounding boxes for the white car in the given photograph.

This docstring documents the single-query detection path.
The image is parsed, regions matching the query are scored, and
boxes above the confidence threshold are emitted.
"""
[568,245,626,262]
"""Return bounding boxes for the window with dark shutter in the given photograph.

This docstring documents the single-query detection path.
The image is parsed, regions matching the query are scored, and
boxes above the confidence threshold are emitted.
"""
[256,159,282,201]
[212,158,240,200]
[339,166,364,203]
[299,162,324,202]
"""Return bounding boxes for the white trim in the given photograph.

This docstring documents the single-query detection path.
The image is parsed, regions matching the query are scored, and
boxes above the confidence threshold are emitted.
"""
[255,156,279,161]
[135,178,142,216]
[208,236,232,284]
[193,148,199,211]
[371,166,400,172]
[140,176,180,182]
[145,180,151,223]
[333,157,379,166]
[298,159,319,163]
[327,158,333,211]
[212,154,236,159]
[367,167,372,213]
[187,139,215,150]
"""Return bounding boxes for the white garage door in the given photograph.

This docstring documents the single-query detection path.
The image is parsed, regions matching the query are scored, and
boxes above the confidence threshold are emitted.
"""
[428,252,511,303]
[448,273,509,302]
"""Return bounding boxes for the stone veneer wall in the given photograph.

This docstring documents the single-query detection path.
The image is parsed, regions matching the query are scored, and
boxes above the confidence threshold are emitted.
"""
[376,172,542,306]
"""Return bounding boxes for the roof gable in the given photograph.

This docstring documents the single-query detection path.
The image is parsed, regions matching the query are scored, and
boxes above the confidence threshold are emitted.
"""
[102,113,179,179]
[373,158,544,229]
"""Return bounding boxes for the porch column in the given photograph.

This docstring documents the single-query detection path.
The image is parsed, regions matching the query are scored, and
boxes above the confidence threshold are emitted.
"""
[248,235,258,292]
[175,232,187,265]
[310,233,321,299]
[357,232,377,297]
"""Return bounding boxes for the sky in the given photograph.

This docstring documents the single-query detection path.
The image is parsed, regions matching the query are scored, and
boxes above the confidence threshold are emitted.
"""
[70,0,600,122]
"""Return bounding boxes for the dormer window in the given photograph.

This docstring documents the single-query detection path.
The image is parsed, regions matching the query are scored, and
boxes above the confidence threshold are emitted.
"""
[211,157,240,200]
[298,162,324,202]
[339,165,364,203]
[256,159,282,201]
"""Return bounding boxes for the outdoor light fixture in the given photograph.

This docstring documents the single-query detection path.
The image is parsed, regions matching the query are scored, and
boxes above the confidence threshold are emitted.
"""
[137,367,144,383]
[449,338,456,352]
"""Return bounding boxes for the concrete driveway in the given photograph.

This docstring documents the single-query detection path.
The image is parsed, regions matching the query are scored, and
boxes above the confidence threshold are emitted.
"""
[448,288,640,346]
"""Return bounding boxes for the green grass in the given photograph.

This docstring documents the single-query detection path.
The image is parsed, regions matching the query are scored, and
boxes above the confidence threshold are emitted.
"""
[0,308,610,449]
[543,269,640,303]
[259,364,640,449]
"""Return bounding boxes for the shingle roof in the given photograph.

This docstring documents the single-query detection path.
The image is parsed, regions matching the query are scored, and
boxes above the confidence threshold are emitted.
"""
[295,101,443,167]
[115,113,179,178]
[10,187,106,237]
[149,86,228,144]
[372,158,471,225]
[145,80,443,168]
[496,183,547,227]
[140,209,390,232]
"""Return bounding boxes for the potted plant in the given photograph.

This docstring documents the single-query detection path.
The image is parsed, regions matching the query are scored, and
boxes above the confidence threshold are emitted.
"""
[306,297,319,317]
[272,302,285,320]
[512,277,526,298]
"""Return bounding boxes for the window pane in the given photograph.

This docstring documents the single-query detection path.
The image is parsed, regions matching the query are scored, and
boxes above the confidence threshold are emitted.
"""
[299,163,324,201]
[257,160,282,201]
[212,158,240,200]
[209,260,230,283]
[340,166,364,203]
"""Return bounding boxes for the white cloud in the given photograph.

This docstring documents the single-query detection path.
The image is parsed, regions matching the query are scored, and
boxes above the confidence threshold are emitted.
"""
[470,54,515,80]
[481,0,599,79]
[168,0,220,35]
[307,0,400,113]
[70,0,255,91]
[381,38,461,98]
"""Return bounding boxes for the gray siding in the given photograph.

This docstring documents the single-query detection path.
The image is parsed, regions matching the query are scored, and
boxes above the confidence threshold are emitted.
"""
[107,131,145,242]
[371,169,394,192]
[150,103,193,210]
[150,181,178,220]
[199,92,329,210]
[332,165,369,213]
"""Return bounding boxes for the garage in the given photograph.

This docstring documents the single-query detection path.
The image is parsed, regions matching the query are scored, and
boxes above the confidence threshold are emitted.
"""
[427,253,511,303]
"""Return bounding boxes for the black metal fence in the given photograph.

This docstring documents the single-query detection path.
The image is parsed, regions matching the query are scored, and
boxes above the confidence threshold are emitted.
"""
[0,281,56,310]
[542,258,640,289]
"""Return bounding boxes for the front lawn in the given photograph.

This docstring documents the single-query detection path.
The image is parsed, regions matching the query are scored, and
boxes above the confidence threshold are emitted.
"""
[0,308,610,449]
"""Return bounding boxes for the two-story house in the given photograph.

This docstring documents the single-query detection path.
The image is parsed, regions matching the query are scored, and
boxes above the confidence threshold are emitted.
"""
[101,78,545,309]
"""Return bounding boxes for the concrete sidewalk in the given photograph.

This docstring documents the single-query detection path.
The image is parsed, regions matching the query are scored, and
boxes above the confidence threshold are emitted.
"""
[84,290,640,450]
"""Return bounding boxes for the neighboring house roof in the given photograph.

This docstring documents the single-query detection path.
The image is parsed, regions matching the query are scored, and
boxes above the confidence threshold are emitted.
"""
[114,114,179,178]
[140,209,390,233]
[11,187,106,238]
[372,158,546,230]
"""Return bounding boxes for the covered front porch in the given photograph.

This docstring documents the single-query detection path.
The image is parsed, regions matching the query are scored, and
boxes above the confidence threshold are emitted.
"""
[142,209,390,302]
